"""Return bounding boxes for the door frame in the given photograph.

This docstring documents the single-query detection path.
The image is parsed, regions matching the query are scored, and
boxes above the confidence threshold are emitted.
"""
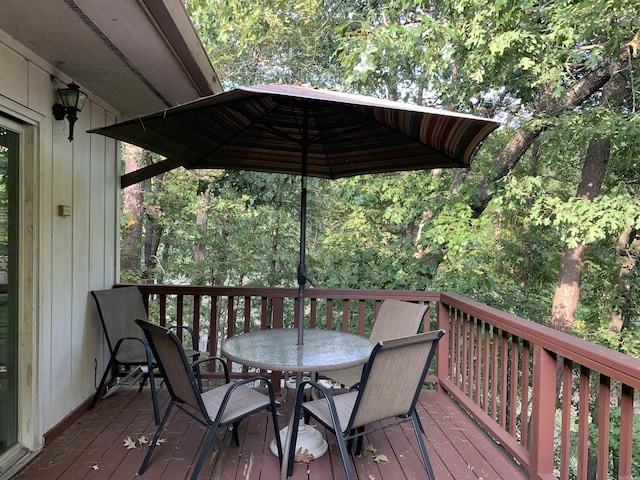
[0,100,40,460]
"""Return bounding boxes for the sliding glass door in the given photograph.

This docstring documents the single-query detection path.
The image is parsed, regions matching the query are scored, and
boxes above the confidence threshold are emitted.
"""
[0,123,18,456]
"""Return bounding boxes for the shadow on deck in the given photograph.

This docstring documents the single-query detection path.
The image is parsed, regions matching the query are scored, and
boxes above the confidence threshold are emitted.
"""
[12,383,525,480]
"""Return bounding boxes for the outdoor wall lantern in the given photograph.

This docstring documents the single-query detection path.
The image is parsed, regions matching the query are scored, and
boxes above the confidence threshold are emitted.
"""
[52,82,88,142]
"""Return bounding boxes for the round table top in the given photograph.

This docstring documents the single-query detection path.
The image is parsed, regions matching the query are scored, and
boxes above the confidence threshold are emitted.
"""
[221,329,374,372]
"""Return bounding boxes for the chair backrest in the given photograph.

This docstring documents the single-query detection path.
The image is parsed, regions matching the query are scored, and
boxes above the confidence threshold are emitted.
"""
[369,299,429,343]
[349,329,445,430]
[91,287,149,363]
[135,319,207,416]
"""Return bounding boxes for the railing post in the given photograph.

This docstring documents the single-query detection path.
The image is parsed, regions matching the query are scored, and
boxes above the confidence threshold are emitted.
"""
[436,301,449,388]
[530,344,556,480]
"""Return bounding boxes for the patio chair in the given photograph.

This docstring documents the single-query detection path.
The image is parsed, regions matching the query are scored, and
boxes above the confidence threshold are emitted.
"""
[89,286,199,424]
[136,319,282,480]
[281,329,445,480]
[318,299,429,389]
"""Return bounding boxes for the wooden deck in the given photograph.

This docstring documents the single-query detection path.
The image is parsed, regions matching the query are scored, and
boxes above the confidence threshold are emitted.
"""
[12,384,527,480]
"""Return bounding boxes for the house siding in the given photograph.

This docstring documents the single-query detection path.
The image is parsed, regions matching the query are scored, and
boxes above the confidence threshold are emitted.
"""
[0,29,120,452]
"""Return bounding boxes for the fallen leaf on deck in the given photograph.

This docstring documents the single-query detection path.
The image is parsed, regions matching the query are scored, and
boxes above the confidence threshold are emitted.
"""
[91,464,99,470]
[372,454,388,463]
[365,444,377,453]
[137,435,148,446]
[294,448,315,463]
[154,438,167,447]
[123,436,137,450]
[368,474,376,480]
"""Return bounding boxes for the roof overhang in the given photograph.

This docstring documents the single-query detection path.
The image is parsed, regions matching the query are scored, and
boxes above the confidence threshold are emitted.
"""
[1,0,223,117]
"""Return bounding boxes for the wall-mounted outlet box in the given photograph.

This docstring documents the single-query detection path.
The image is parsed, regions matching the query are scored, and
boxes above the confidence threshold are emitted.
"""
[58,205,71,217]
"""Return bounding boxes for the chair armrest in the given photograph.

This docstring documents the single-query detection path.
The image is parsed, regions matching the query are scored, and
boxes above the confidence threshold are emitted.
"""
[168,324,198,351]
[191,356,231,385]
[112,336,148,356]
[220,375,280,409]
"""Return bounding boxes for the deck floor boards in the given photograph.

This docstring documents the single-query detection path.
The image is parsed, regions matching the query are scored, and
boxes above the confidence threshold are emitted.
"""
[12,385,527,480]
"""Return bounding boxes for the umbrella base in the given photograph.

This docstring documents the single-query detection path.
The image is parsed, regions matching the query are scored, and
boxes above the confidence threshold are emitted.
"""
[270,419,328,459]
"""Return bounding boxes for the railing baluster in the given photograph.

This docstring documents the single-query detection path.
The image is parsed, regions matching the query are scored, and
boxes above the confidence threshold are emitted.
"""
[491,326,499,422]
[474,318,482,405]
[618,384,634,479]
[520,339,530,448]
[310,298,317,328]
[193,294,200,348]
[176,295,184,340]
[342,299,350,331]
[500,331,509,428]
[243,296,251,333]
[560,358,573,480]
[509,335,519,436]
[159,294,167,327]
[483,322,490,414]
[357,300,366,336]
[597,375,611,480]
[209,294,217,358]
[462,312,469,394]
[577,366,590,479]
[226,295,234,338]
[260,297,269,329]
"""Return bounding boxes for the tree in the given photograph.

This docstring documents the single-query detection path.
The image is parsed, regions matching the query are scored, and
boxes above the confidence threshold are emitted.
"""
[118,0,640,342]
[333,0,640,324]
[121,145,146,273]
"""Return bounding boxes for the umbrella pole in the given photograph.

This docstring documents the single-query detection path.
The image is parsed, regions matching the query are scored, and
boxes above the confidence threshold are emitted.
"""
[296,107,310,345]
[296,176,307,346]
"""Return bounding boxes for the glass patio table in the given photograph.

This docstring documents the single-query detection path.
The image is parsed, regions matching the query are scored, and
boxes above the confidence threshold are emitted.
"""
[222,328,374,458]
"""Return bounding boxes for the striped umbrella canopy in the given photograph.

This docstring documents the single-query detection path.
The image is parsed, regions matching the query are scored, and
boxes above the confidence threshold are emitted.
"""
[91,83,501,344]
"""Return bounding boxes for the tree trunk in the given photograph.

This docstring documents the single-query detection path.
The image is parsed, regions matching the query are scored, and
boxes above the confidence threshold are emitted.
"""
[610,226,639,333]
[550,137,610,331]
[518,140,541,291]
[193,181,210,267]
[121,145,145,272]
[143,168,164,282]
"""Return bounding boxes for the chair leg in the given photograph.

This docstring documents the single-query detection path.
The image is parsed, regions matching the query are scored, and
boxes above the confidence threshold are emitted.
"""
[141,345,161,425]
[232,421,241,446]
[411,412,435,480]
[90,356,115,410]
[285,388,306,477]
[306,398,355,480]
[269,405,282,463]
[190,424,219,480]
[346,426,364,454]
[334,428,356,479]
[137,373,147,392]
[147,366,161,425]
[354,427,364,455]
[280,411,298,480]
[139,401,174,475]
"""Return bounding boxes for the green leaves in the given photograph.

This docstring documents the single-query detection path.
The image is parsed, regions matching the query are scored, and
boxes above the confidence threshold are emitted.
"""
[530,191,640,248]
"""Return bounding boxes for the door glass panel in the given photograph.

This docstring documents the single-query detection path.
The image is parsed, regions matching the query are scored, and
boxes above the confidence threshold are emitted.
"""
[0,126,17,455]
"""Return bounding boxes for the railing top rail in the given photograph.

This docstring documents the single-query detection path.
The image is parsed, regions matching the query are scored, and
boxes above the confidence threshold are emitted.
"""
[123,284,439,302]
[440,291,640,387]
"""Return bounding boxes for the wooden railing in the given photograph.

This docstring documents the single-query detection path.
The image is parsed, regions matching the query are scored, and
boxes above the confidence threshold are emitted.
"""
[438,292,640,480]
[125,284,640,480]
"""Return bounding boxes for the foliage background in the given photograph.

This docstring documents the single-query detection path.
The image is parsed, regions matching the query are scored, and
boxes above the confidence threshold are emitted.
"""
[121,0,640,356]
[117,3,640,475]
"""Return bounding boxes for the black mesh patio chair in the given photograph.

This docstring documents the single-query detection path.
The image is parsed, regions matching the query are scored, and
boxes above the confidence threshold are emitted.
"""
[89,286,199,424]
[281,329,445,480]
[136,319,282,480]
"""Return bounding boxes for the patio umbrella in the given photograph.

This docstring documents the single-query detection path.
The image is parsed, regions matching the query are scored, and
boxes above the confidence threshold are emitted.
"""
[90,83,500,345]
